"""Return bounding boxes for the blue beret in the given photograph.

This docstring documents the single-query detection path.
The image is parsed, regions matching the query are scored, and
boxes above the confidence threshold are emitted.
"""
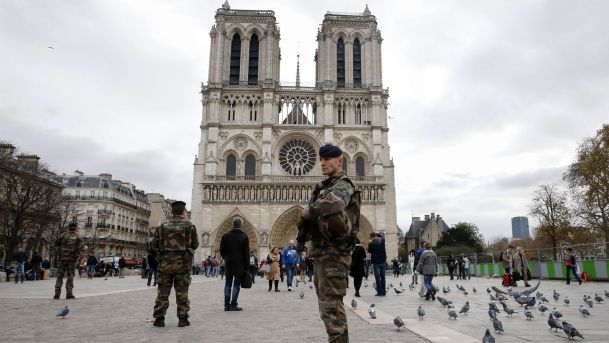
[319,144,343,158]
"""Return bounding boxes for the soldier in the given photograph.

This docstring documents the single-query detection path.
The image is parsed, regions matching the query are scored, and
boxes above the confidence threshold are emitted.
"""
[150,200,199,328]
[298,144,361,343]
[54,222,82,299]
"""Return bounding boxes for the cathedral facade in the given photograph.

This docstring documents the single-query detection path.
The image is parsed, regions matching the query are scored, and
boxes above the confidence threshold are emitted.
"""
[191,2,398,262]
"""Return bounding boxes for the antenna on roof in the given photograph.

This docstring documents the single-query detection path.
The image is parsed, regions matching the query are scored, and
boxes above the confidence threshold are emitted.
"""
[296,42,300,88]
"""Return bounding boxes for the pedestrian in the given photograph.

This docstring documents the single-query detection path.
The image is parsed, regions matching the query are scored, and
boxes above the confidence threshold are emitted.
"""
[512,247,530,287]
[41,259,50,279]
[249,251,259,284]
[150,200,199,328]
[0,242,5,268]
[86,253,97,279]
[446,254,456,280]
[349,238,366,297]
[298,252,307,283]
[412,242,425,285]
[500,244,515,286]
[212,257,219,277]
[368,232,387,296]
[463,255,470,280]
[30,251,42,280]
[564,247,582,285]
[281,240,300,291]
[266,247,281,292]
[457,255,465,280]
[146,253,158,286]
[306,255,314,282]
[220,217,250,311]
[12,247,26,283]
[54,223,82,299]
[118,256,126,278]
[416,241,438,301]
[297,144,360,343]
[391,258,400,278]
[204,255,212,277]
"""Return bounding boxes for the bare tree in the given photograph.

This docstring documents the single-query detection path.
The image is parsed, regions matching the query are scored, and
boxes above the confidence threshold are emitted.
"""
[529,184,572,260]
[564,123,609,255]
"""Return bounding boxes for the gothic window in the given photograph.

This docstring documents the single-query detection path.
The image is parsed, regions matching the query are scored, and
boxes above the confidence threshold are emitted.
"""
[337,38,345,87]
[229,33,241,85]
[353,38,362,88]
[245,154,256,179]
[226,154,236,178]
[279,139,316,176]
[337,103,346,124]
[227,100,236,121]
[249,101,257,121]
[248,34,259,85]
[355,103,362,124]
[342,157,348,174]
[356,156,365,177]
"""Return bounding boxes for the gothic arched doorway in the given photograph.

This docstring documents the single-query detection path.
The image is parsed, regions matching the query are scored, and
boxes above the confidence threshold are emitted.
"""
[211,212,259,257]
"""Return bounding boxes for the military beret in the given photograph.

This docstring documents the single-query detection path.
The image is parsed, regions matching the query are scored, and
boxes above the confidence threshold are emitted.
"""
[68,223,78,230]
[319,144,342,158]
[171,200,186,207]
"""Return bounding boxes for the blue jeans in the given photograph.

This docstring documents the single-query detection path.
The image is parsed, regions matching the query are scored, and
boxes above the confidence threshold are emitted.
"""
[224,274,242,306]
[423,274,435,295]
[285,265,296,287]
[205,266,211,276]
[373,263,386,295]
[15,263,25,282]
[566,265,580,284]
[87,265,95,278]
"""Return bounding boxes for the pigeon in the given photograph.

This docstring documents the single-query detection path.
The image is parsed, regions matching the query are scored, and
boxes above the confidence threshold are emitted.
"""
[442,286,449,294]
[594,293,604,303]
[604,290,609,298]
[504,307,516,316]
[56,305,69,318]
[373,282,376,289]
[496,294,506,302]
[448,308,458,319]
[309,285,313,289]
[351,299,357,310]
[492,279,540,300]
[585,298,594,308]
[364,282,368,288]
[536,291,542,300]
[482,328,495,343]
[579,305,591,317]
[547,313,562,331]
[499,301,509,312]
[488,308,498,321]
[399,281,403,287]
[463,291,469,296]
[539,295,549,303]
[473,287,477,293]
[389,283,393,288]
[538,303,548,315]
[553,290,560,302]
[489,294,497,301]
[417,305,425,319]
[299,291,304,299]
[524,308,534,320]
[516,296,536,308]
[564,296,570,306]
[551,307,563,318]
[368,304,376,319]
[459,301,470,315]
[393,316,405,330]
[394,288,403,295]
[48,46,55,50]
[487,287,492,294]
[408,283,415,291]
[437,297,452,307]
[562,321,584,340]
[489,302,501,313]
[295,279,300,287]
[492,318,504,334]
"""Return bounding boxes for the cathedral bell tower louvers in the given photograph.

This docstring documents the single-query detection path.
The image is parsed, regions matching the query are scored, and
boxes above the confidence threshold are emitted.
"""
[191,2,397,262]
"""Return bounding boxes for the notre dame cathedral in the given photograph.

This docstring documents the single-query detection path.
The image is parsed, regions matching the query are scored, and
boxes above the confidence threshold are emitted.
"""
[191,2,397,262]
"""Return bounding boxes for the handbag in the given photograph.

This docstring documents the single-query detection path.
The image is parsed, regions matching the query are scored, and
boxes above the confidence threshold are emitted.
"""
[241,271,253,289]
[261,264,271,273]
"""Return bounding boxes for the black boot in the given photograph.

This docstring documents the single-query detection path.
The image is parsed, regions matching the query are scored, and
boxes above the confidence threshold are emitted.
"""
[53,294,60,300]
[153,317,165,327]
[178,318,190,327]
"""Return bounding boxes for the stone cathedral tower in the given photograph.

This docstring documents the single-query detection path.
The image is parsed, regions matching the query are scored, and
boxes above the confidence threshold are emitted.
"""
[191,2,397,262]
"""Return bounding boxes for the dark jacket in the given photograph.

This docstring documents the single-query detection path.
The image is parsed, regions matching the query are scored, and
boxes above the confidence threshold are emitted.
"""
[413,246,424,269]
[220,228,250,277]
[30,253,42,267]
[86,256,98,266]
[118,257,126,268]
[147,254,158,270]
[446,256,456,270]
[368,236,387,265]
[13,251,27,263]
[350,244,367,278]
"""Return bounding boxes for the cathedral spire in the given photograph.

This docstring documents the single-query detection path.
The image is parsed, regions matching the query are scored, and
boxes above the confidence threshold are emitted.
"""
[363,4,371,16]
[222,0,230,10]
[296,53,300,88]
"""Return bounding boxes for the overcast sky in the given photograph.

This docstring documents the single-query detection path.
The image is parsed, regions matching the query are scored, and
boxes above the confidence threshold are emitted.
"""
[1,0,608,241]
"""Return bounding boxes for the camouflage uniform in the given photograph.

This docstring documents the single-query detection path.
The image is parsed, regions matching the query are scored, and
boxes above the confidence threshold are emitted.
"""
[0,244,5,267]
[54,230,82,298]
[305,171,359,343]
[150,215,199,320]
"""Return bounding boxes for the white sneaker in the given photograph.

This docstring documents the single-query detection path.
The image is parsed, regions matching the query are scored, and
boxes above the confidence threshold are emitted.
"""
[288,287,292,291]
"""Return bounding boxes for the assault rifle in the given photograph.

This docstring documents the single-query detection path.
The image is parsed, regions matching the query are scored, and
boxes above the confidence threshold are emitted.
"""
[296,184,321,252]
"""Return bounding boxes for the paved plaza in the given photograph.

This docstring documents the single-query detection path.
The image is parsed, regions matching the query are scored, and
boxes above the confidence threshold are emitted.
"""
[0,274,607,342]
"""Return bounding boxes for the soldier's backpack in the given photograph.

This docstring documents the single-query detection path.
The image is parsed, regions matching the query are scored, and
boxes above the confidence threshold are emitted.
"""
[157,218,193,274]
[317,175,361,249]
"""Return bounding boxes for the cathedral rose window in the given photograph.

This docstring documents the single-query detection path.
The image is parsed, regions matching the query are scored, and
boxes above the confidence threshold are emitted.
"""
[278,139,316,176]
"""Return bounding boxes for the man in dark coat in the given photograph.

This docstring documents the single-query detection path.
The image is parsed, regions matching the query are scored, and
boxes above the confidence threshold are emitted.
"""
[220,217,250,311]
[30,251,43,280]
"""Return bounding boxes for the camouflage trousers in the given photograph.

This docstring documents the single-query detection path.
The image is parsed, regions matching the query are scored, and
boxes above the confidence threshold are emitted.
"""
[153,272,191,319]
[55,261,76,296]
[314,254,351,343]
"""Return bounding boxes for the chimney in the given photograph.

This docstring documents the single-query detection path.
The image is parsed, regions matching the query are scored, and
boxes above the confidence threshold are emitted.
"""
[412,216,420,222]
[431,212,436,220]
[436,214,441,222]
[99,173,112,180]
[74,170,84,176]
[424,214,430,221]
[0,143,16,158]
[17,154,40,169]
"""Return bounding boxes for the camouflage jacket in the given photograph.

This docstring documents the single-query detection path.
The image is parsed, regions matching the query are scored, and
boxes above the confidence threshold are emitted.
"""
[54,231,82,262]
[150,216,199,273]
[307,172,359,257]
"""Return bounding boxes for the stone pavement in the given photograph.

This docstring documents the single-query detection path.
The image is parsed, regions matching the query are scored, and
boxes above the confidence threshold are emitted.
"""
[0,274,607,342]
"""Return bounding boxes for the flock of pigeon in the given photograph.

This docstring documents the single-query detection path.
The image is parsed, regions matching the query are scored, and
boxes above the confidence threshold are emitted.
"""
[349,279,609,342]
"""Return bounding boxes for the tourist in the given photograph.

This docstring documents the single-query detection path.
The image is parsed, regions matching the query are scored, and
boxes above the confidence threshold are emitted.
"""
[446,254,456,280]
[368,232,387,296]
[299,251,307,283]
[220,217,250,311]
[86,253,97,279]
[416,241,438,301]
[118,256,126,278]
[12,247,26,284]
[564,247,582,285]
[281,240,300,291]
[249,251,258,284]
[350,238,366,297]
[30,251,42,280]
[266,247,281,292]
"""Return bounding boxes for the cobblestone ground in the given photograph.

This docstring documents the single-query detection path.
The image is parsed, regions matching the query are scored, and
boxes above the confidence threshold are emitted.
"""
[0,274,607,342]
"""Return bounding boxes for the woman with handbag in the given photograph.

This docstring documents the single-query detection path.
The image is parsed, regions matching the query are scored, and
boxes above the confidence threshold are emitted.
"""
[266,247,281,292]
[350,238,366,297]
